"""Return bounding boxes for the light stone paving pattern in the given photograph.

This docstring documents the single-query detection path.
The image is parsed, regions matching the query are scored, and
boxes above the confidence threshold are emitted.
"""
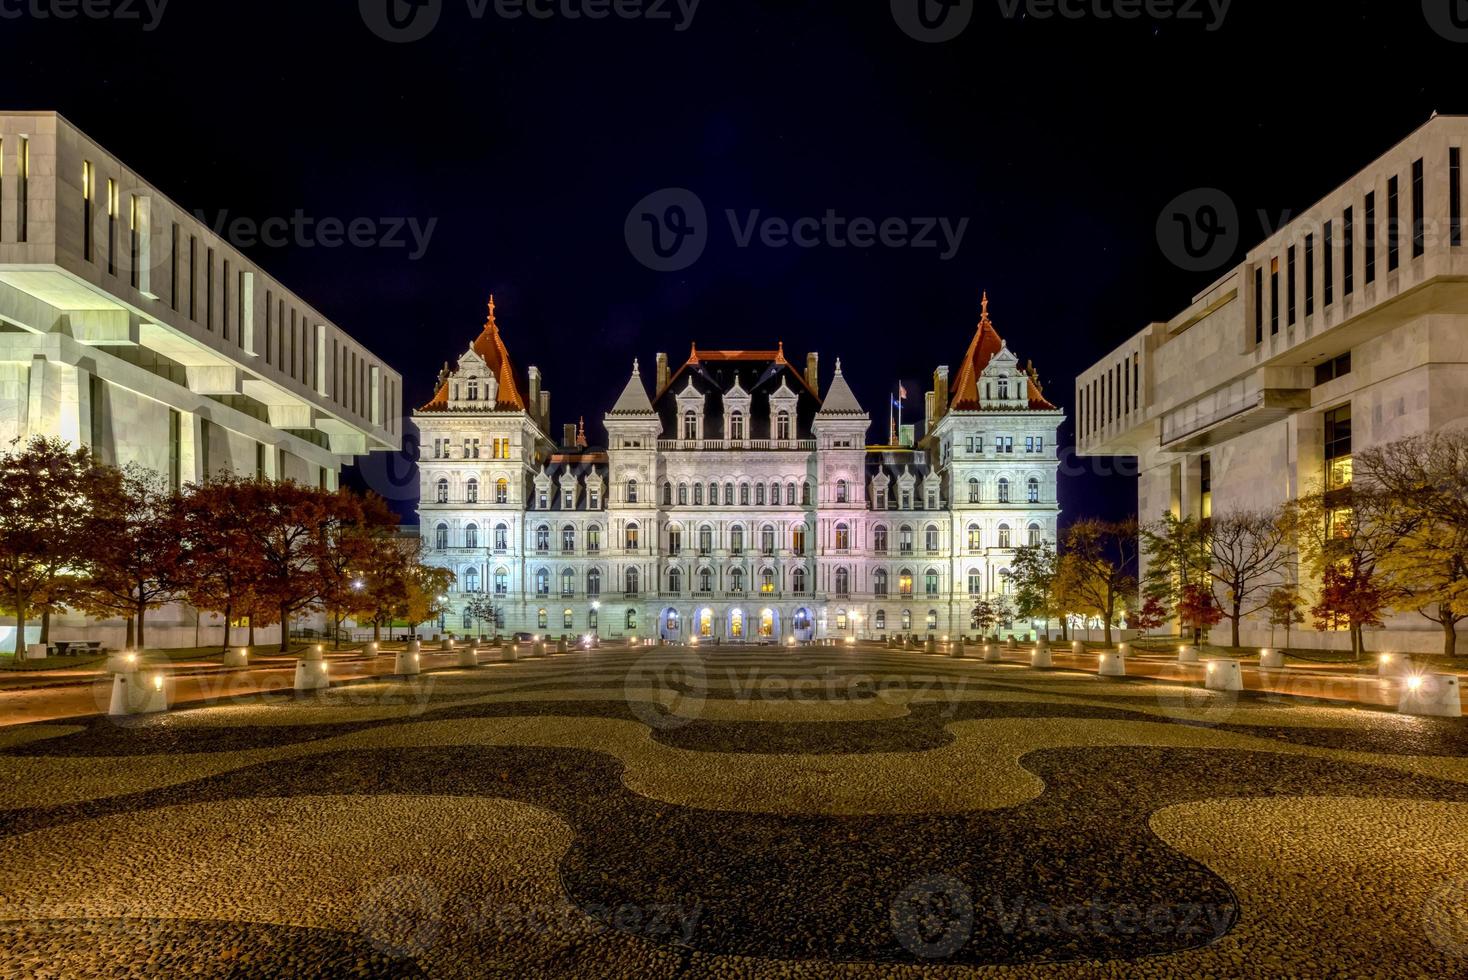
[0,644,1463,976]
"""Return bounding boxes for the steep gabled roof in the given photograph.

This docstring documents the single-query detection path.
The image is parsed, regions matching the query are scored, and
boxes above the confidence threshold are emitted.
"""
[608,359,657,416]
[816,359,866,416]
[949,293,1057,411]
[417,296,527,412]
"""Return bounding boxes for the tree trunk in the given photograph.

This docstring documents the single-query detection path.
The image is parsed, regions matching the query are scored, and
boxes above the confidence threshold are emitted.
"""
[136,600,147,651]
[279,604,291,653]
[1351,622,1364,660]
[222,601,233,653]
[124,616,135,651]
[247,616,256,648]
[40,606,51,644]
[1444,618,1459,658]
[1231,598,1242,649]
[373,620,382,643]
[12,585,24,656]
[334,612,343,651]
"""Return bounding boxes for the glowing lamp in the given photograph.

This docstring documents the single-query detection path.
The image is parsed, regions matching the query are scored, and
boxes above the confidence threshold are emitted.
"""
[152,675,164,692]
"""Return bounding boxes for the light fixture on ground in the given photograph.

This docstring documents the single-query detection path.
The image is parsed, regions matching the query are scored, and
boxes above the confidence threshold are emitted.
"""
[1398,674,1462,718]
[1378,653,1410,677]
[457,645,480,669]
[106,651,140,673]
[107,670,170,717]
[395,645,422,676]
[1205,659,1243,692]
[1259,648,1284,669]
[223,647,248,668]
[984,644,1002,664]
[1031,645,1053,668]
[294,645,330,692]
[1098,650,1127,677]
[1178,644,1199,664]
[1072,641,1085,656]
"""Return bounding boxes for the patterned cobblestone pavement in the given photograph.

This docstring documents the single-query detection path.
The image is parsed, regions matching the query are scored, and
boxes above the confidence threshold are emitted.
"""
[0,644,1464,977]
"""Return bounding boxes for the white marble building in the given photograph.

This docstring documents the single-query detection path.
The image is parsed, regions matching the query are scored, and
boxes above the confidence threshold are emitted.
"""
[1077,114,1468,653]
[416,296,1063,642]
[0,111,402,648]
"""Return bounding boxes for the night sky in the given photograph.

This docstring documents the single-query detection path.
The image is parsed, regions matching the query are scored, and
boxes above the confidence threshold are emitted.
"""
[4,0,1465,522]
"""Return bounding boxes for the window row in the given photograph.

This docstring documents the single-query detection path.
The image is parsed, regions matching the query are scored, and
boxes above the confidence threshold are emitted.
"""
[965,477,1044,504]
[662,479,814,508]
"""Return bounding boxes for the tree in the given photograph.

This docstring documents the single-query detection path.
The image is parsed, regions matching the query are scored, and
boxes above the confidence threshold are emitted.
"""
[233,480,333,653]
[348,534,420,644]
[1140,513,1211,636]
[971,597,1000,637]
[1265,586,1306,650]
[1064,519,1140,646]
[312,490,398,649]
[81,466,186,650]
[1207,508,1293,648]
[1131,595,1169,635]
[179,476,261,652]
[1287,484,1404,660]
[403,563,456,638]
[463,591,501,636]
[1355,432,1468,657]
[0,438,100,655]
[1011,541,1062,635]
[1176,582,1223,643]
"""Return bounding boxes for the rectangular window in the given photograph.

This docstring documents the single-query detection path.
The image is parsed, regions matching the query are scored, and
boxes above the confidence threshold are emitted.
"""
[82,161,94,261]
[1324,404,1353,490]
[1388,175,1400,271]
[1342,207,1354,297]
[1412,158,1426,258]
[170,224,180,309]
[129,195,141,288]
[17,137,28,242]
[1270,257,1280,335]
[1287,246,1297,325]
[1365,191,1377,283]
[1200,453,1212,521]
[1304,235,1315,316]
[1323,220,1334,307]
[1314,352,1352,387]
[106,179,118,276]
[255,442,266,480]
[1453,148,1463,248]
[222,260,231,341]
[188,236,197,320]
[205,248,215,331]
[265,291,274,364]
[1253,267,1264,344]
[168,409,182,491]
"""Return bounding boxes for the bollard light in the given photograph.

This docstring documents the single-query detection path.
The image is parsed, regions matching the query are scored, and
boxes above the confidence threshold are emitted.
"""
[1407,675,1424,691]
[152,674,164,692]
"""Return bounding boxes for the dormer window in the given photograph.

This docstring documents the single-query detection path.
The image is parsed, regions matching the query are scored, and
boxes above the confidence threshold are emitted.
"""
[467,379,479,401]
[998,377,1009,400]
[730,411,745,441]
[776,411,791,441]
[683,412,698,440]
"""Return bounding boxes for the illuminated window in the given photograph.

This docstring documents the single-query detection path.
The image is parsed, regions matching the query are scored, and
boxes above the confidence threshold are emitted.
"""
[1325,405,1353,489]
[899,570,914,596]
[495,479,509,504]
[835,523,850,551]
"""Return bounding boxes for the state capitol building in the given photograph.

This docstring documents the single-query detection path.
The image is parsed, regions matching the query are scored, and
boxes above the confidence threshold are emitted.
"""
[415,297,1064,642]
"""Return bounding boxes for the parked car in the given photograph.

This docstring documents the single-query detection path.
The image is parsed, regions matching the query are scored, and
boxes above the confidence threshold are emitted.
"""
[512,632,537,643]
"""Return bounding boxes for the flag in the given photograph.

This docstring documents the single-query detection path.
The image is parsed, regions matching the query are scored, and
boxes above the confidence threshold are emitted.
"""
[898,382,908,401]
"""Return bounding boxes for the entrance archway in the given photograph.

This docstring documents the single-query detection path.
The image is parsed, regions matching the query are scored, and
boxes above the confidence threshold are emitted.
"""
[697,608,715,638]
[728,608,745,640]
[660,608,682,641]
[793,607,814,642]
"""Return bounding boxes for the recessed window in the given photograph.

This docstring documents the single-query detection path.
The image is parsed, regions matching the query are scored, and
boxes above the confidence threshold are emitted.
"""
[1314,352,1352,387]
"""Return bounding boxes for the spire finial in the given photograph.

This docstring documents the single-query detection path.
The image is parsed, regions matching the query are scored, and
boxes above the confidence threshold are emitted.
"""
[835,357,843,373]
[632,358,641,375]
[576,416,588,448]
[980,291,991,322]
[688,342,700,364]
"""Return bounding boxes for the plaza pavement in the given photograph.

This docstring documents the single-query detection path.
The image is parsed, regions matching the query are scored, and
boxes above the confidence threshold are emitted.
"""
[0,642,1463,976]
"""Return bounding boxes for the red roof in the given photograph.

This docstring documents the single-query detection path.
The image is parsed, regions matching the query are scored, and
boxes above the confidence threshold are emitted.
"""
[949,294,1057,412]
[418,297,527,412]
[658,341,817,398]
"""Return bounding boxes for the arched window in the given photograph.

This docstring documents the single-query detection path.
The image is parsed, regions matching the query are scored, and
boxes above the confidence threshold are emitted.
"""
[678,482,688,506]
[466,479,479,504]
[899,569,914,596]
[464,567,480,593]
[802,482,812,506]
[709,482,719,504]
[998,377,1010,400]
[835,567,850,595]
[625,522,640,550]
[792,567,807,593]
[901,609,912,631]
[435,523,449,550]
[729,411,745,441]
[626,608,638,630]
[465,523,479,549]
[538,608,548,629]
[562,525,576,553]
[873,525,889,554]
[667,524,683,554]
[740,483,751,505]
[792,524,807,556]
[494,568,508,595]
[663,482,673,506]
[925,569,940,596]
[699,567,713,592]
[683,411,698,440]
[786,482,796,505]
[1028,523,1042,546]
[562,568,575,596]
[535,568,550,596]
[998,478,1011,504]
[770,483,781,506]
[999,570,1014,595]
[535,524,550,552]
[564,608,575,629]
[899,525,914,554]
[693,483,703,505]
[725,483,735,505]
[731,525,744,553]
[967,524,981,551]
[998,524,1012,549]
[925,524,940,552]
[761,525,776,555]
[495,479,509,504]
[874,570,889,596]
[699,524,714,555]
[1028,478,1041,504]
[875,609,887,630]
[836,479,848,503]
[968,569,982,595]
[968,478,980,504]
[437,479,449,504]
[587,525,601,552]
[669,567,682,593]
[835,522,850,551]
[625,568,640,595]
[494,523,508,551]
[927,610,939,630]
[626,479,638,503]
[777,410,791,441]
[756,483,766,505]
[730,567,745,592]
[587,568,601,596]
[760,567,776,593]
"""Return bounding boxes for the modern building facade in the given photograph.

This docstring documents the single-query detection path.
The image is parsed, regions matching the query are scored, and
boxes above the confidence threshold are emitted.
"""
[416,296,1063,642]
[0,111,403,647]
[1077,115,1468,653]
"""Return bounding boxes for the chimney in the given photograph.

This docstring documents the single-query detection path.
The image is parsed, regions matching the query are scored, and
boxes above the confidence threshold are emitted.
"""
[562,424,577,448]
[539,390,550,429]
[528,366,542,419]
[656,353,669,393]
[805,352,820,396]
[932,366,950,429]
[924,392,935,438]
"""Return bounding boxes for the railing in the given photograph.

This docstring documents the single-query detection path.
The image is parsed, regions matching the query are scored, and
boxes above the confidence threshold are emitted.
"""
[657,439,817,451]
